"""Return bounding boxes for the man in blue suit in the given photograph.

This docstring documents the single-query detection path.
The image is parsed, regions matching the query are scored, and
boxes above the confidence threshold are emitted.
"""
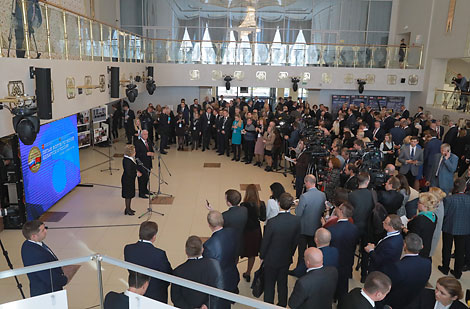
[382,233,432,308]
[327,202,359,300]
[104,271,150,309]
[429,143,458,194]
[124,221,172,303]
[364,215,403,273]
[21,220,69,297]
[203,210,240,295]
[315,228,339,268]
[423,130,442,180]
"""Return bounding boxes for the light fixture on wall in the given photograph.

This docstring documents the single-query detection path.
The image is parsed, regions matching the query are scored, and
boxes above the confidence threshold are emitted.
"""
[291,77,300,92]
[224,75,233,91]
[125,83,138,102]
[357,79,367,94]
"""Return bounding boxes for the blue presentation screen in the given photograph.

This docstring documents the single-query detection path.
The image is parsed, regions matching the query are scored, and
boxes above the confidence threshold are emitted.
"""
[19,115,81,220]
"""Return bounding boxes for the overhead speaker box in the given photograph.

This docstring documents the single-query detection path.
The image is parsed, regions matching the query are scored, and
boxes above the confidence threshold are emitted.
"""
[35,68,52,120]
[110,67,120,98]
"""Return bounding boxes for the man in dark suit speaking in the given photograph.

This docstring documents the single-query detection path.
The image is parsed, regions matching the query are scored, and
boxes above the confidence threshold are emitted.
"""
[21,220,69,297]
[338,271,392,309]
[288,247,338,309]
[134,129,154,198]
[429,143,458,194]
[124,221,172,303]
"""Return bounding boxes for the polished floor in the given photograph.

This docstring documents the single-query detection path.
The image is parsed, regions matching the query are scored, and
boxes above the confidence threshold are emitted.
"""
[0,135,469,308]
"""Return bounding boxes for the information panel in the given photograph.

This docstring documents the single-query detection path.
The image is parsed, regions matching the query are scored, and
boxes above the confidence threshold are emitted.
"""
[19,115,81,219]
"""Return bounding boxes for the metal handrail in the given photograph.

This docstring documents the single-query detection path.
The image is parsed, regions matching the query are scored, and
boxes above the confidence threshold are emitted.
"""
[0,254,281,308]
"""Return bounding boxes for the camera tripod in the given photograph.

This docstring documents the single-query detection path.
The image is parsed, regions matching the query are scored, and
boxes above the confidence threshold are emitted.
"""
[0,239,25,299]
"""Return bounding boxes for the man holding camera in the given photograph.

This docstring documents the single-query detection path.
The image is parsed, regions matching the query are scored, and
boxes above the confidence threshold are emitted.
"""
[453,73,468,111]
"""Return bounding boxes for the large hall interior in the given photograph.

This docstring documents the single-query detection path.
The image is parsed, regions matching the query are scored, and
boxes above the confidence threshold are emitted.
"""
[1,0,470,308]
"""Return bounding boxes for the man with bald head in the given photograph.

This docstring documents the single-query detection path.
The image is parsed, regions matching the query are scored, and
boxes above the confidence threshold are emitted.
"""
[134,129,154,198]
[203,210,239,296]
[315,228,339,268]
[288,248,338,309]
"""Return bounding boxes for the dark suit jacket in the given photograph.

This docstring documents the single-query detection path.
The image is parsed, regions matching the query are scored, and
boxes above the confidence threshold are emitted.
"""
[423,138,442,179]
[383,255,432,308]
[443,126,458,149]
[338,288,374,309]
[124,241,172,303]
[134,138,154,169]
[398,145,424,176]
[222,206,248,254]
[372,128,385,147]
[124,109,135,130]
[203,228,239,293]
[416,288,467,309]
[288,266,338,309]
[121,157,137,199]
[319,246,339,268]
[384,116,395,132]
[171,258,224,309]
[260,212,301,268]
[349,189,374,235]
[390,127,406,145]
[327,220,359,276]
[377,190,404,214]
[159,113,171,135]
[21,240,68,297]
[401,110,410,119]
[368,232,403,272]
[104,292,128,309]
[201,112,215,133]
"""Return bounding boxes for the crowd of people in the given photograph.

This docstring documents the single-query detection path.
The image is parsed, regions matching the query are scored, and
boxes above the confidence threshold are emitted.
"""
[19,95,470,308]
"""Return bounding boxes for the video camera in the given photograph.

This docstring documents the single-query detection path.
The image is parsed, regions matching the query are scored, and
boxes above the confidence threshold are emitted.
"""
[0,206,19,218]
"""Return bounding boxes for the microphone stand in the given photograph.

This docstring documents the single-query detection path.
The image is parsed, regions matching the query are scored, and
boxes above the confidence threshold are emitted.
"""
[136,159,164,218]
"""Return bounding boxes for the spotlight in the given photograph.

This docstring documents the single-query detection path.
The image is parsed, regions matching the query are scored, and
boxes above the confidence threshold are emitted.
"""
[357,79,366,94]
[224,75,232,91]
[125,84,138,102]
[146,77,156,95]
[291,77,300,92]
[12,106,40,145]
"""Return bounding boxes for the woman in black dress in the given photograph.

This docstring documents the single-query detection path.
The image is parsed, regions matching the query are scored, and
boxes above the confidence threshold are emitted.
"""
[405,192,438,258]
[121,145,141,215]
[175,112,186,150]
[240,184,266,282]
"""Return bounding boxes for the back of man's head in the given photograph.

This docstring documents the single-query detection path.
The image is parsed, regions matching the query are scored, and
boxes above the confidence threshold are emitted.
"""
[357,172,370,187]
[185,236,203,258]
[304,174,316,187]
[315,228,331,247]
[304,247,323,269]
[128,271,150,290]
[207,210,224,228]
[225,189,242,206]
[339,202,354,219]
[22,220,43,240]
[278,192,294,210]
[139,221,158,241]
[388,176,401,190]
[363,271,392,301]
[404,233,423,254]
[453,178,466,193]
[388,214,403,231]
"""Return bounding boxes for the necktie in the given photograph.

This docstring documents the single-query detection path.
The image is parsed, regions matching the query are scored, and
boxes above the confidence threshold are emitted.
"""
[42,243,58,260]
[411,147,415,159]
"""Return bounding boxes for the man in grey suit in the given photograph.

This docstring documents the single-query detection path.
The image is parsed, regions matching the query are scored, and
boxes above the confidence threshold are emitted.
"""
[398,136,423,187]
[290,174,326,277]
[429,143,458,194]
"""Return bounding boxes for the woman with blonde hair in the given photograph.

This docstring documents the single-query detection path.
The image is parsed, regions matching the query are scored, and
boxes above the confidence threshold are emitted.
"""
[429,187,447,256]
[240,184,266,282]
[121,145,142,215]
[406,192,438,257]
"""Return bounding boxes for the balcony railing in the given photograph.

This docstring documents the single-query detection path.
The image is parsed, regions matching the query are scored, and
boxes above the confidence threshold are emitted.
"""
[433,89,470,113]
[0,0,424,69]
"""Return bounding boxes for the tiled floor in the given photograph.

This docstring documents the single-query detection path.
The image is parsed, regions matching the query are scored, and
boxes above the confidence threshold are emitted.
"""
[0,136,469,308]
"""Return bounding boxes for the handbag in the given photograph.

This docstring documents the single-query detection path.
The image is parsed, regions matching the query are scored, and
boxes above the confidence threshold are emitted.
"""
[251,262,265,298]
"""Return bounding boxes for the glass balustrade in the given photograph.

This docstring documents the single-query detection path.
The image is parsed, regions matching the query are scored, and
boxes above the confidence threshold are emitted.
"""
[434,89,470,113]
[0,0,424,70]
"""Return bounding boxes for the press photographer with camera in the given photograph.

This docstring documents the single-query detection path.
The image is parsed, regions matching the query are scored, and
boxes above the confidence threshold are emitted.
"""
[451,73,469,111]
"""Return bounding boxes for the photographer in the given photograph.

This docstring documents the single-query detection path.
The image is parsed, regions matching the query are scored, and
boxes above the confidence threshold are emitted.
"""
[292,139,311,198]
[341,163,359,191]
[377,176,404,215]
[452,73,469,111]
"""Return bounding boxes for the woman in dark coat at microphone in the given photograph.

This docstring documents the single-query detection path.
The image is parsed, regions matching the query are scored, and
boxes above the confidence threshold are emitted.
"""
[121,145,142,216]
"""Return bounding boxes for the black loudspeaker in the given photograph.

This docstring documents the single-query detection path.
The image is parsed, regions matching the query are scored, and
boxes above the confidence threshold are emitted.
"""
[110,67,120,98]
[34,68,52,120]
[147,66,154,78]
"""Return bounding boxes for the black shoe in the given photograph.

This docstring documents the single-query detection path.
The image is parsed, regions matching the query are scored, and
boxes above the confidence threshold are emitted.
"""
[124,209,135,216]
[462,265,470,272]
[160,151,168,155]
[231,157,236,161]
[438,265,449,275]
[242,273,251,282]
[450,269,462,279]
[218,153,223,156]
[202,149,205,152]
[245,161,251,164]
[165,146,170,149]
[139,194,149,199]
